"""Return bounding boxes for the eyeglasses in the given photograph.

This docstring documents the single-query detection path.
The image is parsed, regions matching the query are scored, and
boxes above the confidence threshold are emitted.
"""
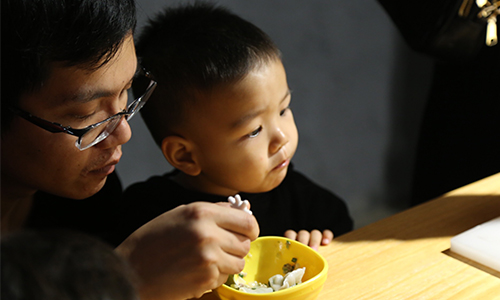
[9,69,157,151]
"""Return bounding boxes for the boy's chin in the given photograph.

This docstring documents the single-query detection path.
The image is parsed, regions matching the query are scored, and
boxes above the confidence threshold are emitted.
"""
[246,180,285,194]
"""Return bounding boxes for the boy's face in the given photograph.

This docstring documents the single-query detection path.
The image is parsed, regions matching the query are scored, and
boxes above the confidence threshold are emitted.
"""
[1,35,136,200]
[185,59,299,196]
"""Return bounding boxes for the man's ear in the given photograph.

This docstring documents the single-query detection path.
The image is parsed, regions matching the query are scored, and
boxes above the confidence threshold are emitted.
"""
[161,135,201,176]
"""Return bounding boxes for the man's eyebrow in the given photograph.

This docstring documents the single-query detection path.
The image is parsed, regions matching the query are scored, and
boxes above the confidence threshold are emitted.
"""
[69,77,134,103]
[230,89,291,129]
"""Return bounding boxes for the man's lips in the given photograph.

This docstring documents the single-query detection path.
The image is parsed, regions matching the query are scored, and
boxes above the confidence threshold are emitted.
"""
[90,161,118,175]
[90,149,122,175]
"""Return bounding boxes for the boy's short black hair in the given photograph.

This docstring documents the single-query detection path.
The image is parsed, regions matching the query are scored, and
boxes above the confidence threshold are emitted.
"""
[1,0,137,131]
[136,2,282,146]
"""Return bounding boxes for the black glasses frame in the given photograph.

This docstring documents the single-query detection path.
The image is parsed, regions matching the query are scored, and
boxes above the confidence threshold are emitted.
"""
[8,69,157,149]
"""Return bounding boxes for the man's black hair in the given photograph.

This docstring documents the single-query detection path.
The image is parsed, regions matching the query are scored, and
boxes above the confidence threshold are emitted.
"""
[1,0,137,130]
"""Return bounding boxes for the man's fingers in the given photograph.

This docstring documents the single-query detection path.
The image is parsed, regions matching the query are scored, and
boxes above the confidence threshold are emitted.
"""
[218,230,252,259]
[215,248,247,276]
[213,203,259,240]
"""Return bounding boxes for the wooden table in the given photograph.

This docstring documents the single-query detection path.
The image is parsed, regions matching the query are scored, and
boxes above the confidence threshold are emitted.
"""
[201,173,500,299]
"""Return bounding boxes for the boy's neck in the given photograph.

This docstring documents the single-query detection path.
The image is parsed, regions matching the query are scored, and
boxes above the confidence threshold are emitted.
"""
[171,171,239,197]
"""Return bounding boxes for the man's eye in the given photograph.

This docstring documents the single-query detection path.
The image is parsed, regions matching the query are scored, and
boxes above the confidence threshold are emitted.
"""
[74,112,96,121]
[248,126,262,138]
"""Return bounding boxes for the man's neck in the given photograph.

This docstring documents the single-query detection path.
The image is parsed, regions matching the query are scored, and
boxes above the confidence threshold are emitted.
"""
[1,181,36,233]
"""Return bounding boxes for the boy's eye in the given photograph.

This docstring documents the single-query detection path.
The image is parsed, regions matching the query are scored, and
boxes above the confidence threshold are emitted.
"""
[248,126,262,138]
[280,106,291,116]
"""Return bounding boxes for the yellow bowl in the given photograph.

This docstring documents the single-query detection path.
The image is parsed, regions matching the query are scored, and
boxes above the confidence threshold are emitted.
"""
[215,236,328,300]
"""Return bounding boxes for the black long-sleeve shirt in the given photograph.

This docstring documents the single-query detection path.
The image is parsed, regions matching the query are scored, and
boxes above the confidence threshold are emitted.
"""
[112,164,353,246]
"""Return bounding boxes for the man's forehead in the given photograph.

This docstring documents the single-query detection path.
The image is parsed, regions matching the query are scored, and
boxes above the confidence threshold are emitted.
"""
[44,54,137,105]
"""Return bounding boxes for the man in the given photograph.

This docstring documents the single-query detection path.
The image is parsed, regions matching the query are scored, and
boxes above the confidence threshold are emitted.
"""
[1,1,259,299]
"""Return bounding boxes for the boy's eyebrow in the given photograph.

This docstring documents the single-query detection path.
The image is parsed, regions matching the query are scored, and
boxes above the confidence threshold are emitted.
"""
[230,89,291,129]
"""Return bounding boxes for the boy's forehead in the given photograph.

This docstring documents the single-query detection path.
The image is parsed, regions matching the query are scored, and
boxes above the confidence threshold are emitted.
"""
[182,86,248,132]
[184,59,289,131]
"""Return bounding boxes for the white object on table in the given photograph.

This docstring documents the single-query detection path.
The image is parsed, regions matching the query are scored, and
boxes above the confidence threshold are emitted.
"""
[450,216,500,272]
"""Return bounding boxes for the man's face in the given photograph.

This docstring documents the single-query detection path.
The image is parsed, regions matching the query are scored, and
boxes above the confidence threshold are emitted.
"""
[183,59,299,196]
[1,35,137,199]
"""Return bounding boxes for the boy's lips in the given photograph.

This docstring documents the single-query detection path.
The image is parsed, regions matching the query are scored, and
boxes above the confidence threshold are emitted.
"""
[273,158,290,171]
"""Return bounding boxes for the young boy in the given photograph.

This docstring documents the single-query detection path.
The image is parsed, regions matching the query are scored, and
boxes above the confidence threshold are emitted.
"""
[116,2,353,249]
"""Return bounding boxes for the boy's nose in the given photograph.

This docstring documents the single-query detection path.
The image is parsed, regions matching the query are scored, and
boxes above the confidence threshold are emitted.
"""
[269,126,288,154]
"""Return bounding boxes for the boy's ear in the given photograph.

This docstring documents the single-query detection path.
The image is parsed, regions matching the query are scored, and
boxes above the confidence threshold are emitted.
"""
[161,135,201,176]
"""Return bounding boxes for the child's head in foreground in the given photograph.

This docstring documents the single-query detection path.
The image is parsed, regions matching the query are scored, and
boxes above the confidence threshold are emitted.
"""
[1,229,138,300]
[137,2,299,196]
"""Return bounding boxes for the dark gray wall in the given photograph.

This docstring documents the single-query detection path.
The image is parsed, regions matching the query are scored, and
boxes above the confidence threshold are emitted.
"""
[117,0,434,228]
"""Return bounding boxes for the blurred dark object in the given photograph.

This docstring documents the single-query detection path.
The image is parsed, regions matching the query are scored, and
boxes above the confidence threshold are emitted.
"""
[378,0,498,63]
[378,0,500,205]
[1,229,138,300]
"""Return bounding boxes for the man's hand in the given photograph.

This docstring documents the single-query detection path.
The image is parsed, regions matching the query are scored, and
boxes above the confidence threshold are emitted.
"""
[115,202,259,300]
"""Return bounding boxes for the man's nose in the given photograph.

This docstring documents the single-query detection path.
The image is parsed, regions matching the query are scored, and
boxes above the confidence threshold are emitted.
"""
[95,116,132,149]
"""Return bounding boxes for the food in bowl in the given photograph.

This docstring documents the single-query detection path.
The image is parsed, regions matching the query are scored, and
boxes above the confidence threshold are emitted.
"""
[227,259,306,293]
[215,236,328,300]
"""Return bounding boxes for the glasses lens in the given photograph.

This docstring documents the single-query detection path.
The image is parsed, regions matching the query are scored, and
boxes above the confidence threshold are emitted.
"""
[127,75,156,121]
[76,70,156,150]
[130,72,152,103]
[77,115,124,150]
